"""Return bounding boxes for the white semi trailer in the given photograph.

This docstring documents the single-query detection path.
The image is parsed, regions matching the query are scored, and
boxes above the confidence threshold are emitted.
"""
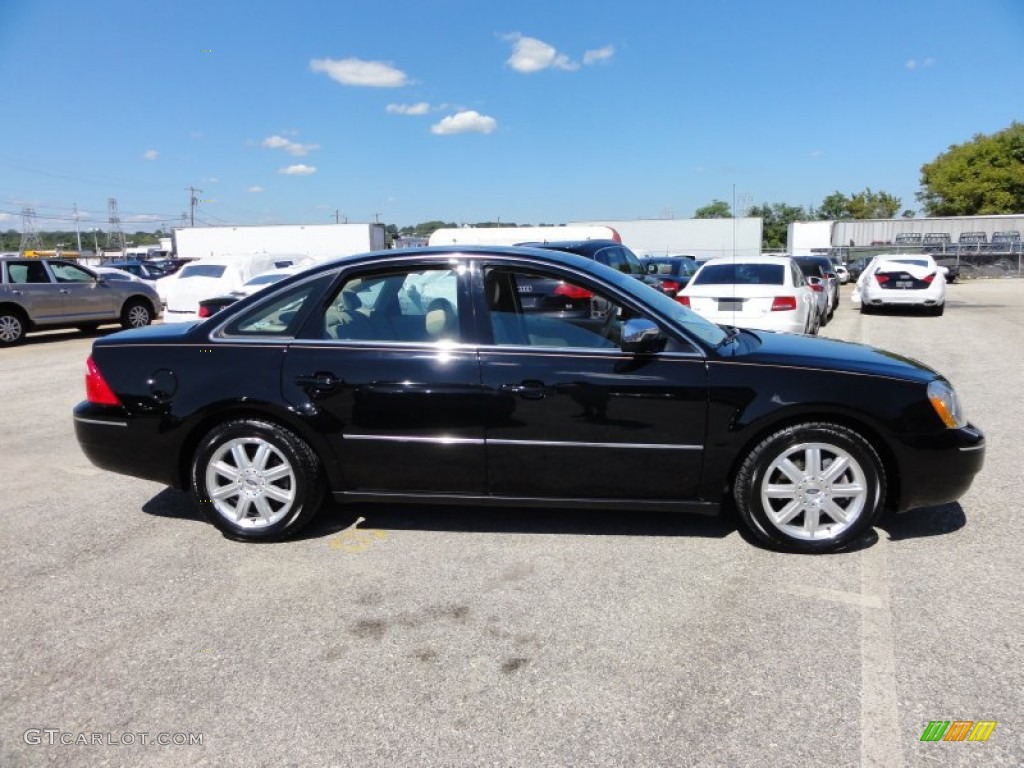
[172,223,386,262]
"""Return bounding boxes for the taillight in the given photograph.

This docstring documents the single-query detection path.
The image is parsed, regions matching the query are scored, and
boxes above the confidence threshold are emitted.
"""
[661,280,681,294]
[922,272,936,284]
[197,304,212,318]
[675,295,691,307]
[808,282,823,292]
[771,296,797,311]
[85,356,122,406]
[553,283,593,300]
[875,274,890,285]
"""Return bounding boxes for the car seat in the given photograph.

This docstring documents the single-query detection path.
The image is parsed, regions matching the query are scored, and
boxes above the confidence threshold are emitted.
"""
[424,297,458,341]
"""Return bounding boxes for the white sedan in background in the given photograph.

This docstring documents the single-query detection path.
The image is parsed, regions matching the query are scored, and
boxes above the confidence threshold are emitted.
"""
[852,254,947,316]
[677,256,817,335]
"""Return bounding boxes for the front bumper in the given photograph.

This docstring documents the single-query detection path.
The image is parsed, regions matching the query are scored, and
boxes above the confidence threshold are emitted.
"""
[893,423,985,511]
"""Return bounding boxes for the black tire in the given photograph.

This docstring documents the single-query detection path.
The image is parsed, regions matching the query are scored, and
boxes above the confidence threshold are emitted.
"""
[120,299,153,329]
[191,419,325,542]
[0,307,27,346]
[733,423,885,553]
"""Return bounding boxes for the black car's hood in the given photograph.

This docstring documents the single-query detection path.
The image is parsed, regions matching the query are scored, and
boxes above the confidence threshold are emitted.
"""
[723,329,939,384]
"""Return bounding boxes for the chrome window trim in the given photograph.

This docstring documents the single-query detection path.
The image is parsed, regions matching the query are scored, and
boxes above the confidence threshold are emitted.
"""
[478,343,705,359]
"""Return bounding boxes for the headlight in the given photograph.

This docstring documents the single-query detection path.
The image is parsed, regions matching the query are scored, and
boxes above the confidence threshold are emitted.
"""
[927,379,966,428]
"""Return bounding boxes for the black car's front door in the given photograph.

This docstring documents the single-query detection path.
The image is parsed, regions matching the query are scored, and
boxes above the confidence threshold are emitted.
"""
[477,266,708,501]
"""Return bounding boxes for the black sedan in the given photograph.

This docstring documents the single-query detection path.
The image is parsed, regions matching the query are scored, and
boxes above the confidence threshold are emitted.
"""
[73,245,985,553]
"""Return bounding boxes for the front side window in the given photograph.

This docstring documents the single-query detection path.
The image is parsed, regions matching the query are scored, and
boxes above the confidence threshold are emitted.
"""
[50,262,95,283]
[484,267,636,350]
[322,266,461,343]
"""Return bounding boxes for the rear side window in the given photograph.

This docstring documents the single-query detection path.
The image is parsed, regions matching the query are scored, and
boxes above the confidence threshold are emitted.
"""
[221,278,324,337]
[693,263,785,286]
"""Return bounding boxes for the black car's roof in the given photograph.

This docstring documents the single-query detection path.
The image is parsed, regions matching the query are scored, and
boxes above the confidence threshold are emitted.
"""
[513,239,623,256]
[304,244,614,275]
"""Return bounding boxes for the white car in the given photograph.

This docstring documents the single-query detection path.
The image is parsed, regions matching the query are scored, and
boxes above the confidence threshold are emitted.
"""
[852,254,946,316]
[678,256,817,335]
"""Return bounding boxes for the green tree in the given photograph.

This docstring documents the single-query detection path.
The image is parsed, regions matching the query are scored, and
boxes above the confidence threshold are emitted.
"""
[817,192,850,220]
[694,200,732,218]
[748,203,807,250]
[816,188,901,219]
[847,188,901,219]
[917,122,1024,215]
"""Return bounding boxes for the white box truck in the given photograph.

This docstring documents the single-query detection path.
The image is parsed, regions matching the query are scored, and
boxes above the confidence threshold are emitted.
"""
[172,223,386,262]
[427,225,621,247]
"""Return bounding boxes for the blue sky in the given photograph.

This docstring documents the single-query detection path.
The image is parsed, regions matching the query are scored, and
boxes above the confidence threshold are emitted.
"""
[1,0,1022,233]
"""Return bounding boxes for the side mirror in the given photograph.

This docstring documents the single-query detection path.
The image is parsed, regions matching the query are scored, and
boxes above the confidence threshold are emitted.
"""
[620,318,665,353]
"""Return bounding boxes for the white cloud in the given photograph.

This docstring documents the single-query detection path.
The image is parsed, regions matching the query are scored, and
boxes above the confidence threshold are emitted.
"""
[431,110,497,136]
[906,57,935,70]
[247,186,264,193]
[504,34,578,73]
[143,149,158,160]
[261,134,320,156]
[386,102,431,115]
[279,164,317,175]
[310,57,408,87]
[809,149,824,158]
[0,212,15,223]
[583,45,615,65]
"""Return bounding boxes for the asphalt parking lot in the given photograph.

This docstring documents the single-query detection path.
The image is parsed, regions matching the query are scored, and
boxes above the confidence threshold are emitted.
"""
[2,280,1022,767]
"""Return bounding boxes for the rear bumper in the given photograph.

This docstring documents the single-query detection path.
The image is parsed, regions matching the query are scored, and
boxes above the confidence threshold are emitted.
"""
[893,423,985,511]
[73,402,183,488]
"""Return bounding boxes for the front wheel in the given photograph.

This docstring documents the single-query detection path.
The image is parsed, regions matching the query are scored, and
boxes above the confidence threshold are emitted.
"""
[733,423,885,553]
[120,299,153,329]
[191,419,325,541]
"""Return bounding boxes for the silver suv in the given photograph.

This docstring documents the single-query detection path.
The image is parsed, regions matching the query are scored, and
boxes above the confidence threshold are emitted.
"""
[0,256,161,346]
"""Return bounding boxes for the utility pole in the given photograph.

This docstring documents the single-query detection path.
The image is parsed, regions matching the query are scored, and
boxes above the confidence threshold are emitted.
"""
[372,212,381,223]
[73,203,83,252]
[104,198,126,253]
[187,186,203,226]
[19,207,42,255]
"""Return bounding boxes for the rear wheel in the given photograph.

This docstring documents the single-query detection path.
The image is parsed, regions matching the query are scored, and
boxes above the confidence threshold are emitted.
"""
[191,419,325,541]
[120,299,152,329]
[733,423,885,553]
[0,308,26,346]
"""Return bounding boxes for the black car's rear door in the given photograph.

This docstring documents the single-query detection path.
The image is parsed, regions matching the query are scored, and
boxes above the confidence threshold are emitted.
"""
[476,264,708,501]
[282,260,487,494]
